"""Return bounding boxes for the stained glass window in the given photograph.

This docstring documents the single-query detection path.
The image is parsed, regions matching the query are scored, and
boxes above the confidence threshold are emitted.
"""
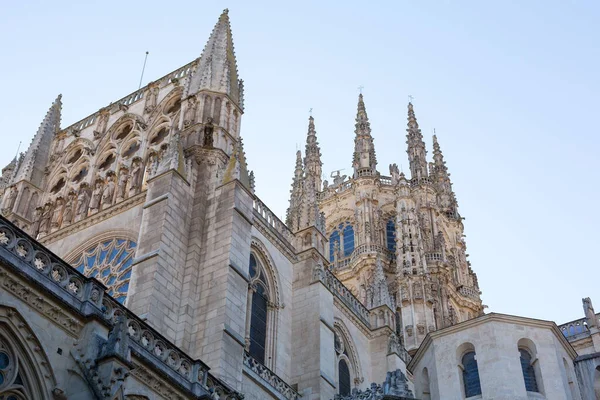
[248,253,270,365]
[462,351,482,397]
[386,219,396,253]
[519,349,539,392]
[73,238,137,304]
[342,225,354,257]
[338,359,351,396]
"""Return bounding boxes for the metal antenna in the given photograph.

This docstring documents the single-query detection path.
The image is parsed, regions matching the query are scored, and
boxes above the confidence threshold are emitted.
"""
[14,141,21,159]
[138,51,149,89]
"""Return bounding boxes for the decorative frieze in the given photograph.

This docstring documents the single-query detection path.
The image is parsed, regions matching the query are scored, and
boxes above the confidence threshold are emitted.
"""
[243,352,300,400]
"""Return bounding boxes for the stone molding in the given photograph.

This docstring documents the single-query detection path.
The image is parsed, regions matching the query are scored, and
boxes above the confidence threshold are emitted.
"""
[243,352,300,400]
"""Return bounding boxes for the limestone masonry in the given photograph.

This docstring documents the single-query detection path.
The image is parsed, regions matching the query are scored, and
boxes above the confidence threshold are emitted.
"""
[0,9,598,400]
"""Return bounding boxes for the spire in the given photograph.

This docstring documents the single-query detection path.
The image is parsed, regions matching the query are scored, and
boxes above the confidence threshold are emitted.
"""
[304,116,322,191]
[187,9,242,105]
[431,134,459,216]
[352,94,377,177]
[406,102,428,181]
[13,95,62,186]
[286,150,304,231]
[222,138,251,190]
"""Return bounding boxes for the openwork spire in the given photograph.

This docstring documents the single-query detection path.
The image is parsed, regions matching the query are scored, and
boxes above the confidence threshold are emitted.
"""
[286,150,304,230]
[352,94,377,177]
[304,116,322,190]
[12,94,62,186]
[431,134,459,217]
[406,102,428,181]
[369,256,394,310]
[187,9,242,105]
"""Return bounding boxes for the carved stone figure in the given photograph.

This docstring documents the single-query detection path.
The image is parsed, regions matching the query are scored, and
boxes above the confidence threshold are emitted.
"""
[389,163,401,184]
[51,197,64,230]
[583,297,597,328]
[75,185,90,221]
[203,117,214,147]
[101,174,116,209]
[144,84,159,113]
[116,168,129,201]
[94,109,109,139]
[184,96,198,126]
[31,206,42,236]
[5,187,17,212]
[62,191,76,226]
[38,203,53,236]
[89,180,103,214]
[129,158,143,194]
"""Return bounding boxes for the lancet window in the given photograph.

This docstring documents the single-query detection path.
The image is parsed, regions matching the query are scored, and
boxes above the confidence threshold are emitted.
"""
[73,238,137,304]
[386,219,396,254]
[333,325,360,396]
[246,249,280,370]
[461,351,482,397]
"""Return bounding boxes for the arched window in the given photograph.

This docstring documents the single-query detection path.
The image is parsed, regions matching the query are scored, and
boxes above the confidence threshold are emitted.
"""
[246,250,280,369]
[342,224,354,257]
[72,238,136,304]
[461,351,482,397]
[0,332,40,398]
[338,359,351,396]
[386,219,396,254]
[519,349,539,392]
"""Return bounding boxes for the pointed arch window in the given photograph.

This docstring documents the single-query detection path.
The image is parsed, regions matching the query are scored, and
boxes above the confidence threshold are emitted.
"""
[0,332,40,398]
[329,222,354,262]
[342,224,354,257]
[246,251,280,370]
[73,238,136,304]
[519,349,539,392]
[461,351,482,397]
[334,324,361,396]
[338,359,351,396]
[329,231,340,263]
[386,219,396,254]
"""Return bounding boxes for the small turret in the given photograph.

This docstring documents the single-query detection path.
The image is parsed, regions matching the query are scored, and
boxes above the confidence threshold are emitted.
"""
[406,102,428,181]
[304,116,322,191]
[431,135,458,216]
[352,94,378,177]
[286,150,304,231]
[369,256,394,310]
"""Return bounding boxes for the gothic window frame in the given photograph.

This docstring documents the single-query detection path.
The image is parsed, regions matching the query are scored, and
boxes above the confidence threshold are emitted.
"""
[0,306,57,398]
[386,218,396,254]
[245,241,282,371]
[66,231,138,305]
[517,338,543,394]
[333,320,362,394]
[457,342,482,398]
[328,221,355,262]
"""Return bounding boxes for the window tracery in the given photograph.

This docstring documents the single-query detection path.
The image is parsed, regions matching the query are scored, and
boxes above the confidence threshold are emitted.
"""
[72,238,137,304]
[333,322,361,395]
[329,222,355,262]
[0,334,34,399]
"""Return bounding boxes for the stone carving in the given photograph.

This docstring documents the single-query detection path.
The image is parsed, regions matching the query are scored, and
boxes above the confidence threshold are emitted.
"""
[330,170,347,189]
[184,96,197,126]
[38,202,53,236]
[50,197,64,231]
[144,84,159,114]
[583,297,597,328]
[129,158,143,195]
[389,163,401,185]
[4,187,17,213]
[244,352,300,400]
[116,167,129,202]
[101,173,116,210]
[89,179,103,214]
[417,324,425,335]
[94,109,109,139]
[412,282,423,300]
[75,184,90,221]
[203,117,214,147]
[62,191,76,226]
[405,325,413,337]
[333,369,414,400]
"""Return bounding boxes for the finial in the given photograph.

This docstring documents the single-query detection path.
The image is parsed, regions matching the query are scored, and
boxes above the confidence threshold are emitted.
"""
[309,107,313,117]
[408,94,414,103]
[223,8,229,14]
[358,85,364,94]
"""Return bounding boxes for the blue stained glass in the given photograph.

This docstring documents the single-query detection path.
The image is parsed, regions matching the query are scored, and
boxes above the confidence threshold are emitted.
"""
[0,352,9,369]
[520,349,539,392]
[386,220,396,253]
[462,352,482,397]
[343,225,354,257]
[338,359,351,396]
[249,254,258,278]
[329,231,340,262]
[73,238,137,304]
[0,372,4,385]
[117,296,125,305]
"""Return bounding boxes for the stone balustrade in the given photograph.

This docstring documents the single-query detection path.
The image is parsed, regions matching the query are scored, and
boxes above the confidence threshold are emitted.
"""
[253,197,294,243]
[0,216,242,399]
[457,285,481,300]
[379,175,393,186]
[425,252,443,262]
[243,352,300,400]
[558,317,592,339]
[314,264,371,328]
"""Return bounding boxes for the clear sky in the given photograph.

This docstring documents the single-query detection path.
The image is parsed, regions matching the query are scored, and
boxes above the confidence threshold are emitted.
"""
[1,1,598,324]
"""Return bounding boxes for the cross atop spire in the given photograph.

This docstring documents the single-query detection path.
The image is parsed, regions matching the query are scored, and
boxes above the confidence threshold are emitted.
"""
[352,93,377,177]
[12,94,62,186]
[187,9,242,105]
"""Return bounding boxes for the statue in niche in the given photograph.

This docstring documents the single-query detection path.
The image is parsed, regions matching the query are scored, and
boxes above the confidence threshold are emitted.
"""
[129,158,143,194]
[75,184,90,221]
[31,207,42,236]
[94,110,109,139]
[116,167,129,201]
[89,180,103,214]
[5,187,17,212]
[62,191,76,226]
[38,203,53,236]
[330,170,346,189]
[144,84,159,114]
[583,297,597,328]
[413,282,423,299]
[184,96,197,126]
[203,117,214,147]
[145,153,159,180]
[434,231,445,251]
[101,173,116,209]
[51,197,64,230]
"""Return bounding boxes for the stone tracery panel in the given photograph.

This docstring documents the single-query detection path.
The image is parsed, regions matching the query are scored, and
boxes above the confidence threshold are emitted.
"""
[72,238,137,304]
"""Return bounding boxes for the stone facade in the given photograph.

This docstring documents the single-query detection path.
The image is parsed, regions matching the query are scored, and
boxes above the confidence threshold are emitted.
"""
[0,8,598,400]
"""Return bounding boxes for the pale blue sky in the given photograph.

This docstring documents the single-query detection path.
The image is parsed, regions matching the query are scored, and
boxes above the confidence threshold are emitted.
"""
[1,1,598,324]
